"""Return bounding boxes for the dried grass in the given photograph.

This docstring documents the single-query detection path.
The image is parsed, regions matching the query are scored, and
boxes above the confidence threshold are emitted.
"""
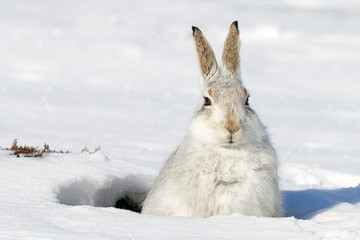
[4,139,69,158]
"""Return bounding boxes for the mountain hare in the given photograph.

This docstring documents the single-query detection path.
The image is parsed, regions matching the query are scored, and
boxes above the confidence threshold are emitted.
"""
[141,21,282,217]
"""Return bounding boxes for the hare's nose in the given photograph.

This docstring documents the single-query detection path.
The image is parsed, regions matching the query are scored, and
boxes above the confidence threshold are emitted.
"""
[225,125,240,134]
[224,118,240,134]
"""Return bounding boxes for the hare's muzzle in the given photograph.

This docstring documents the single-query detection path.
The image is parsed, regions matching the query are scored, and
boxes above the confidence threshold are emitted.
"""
[224,107,241,135]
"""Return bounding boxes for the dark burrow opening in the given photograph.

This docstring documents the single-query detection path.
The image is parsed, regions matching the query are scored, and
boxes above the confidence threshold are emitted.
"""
[115,195,142,213]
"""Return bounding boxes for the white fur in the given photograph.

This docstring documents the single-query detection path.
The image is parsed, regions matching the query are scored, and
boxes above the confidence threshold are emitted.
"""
[141,22,282,218]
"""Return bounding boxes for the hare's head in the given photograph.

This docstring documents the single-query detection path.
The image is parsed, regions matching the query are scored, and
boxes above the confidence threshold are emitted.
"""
[190,21,262,148]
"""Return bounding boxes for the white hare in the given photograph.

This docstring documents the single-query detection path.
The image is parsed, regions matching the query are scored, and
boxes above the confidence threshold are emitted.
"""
[141,21,282,218]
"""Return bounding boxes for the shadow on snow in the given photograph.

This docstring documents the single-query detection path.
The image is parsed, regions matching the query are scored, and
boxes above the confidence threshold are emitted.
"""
[283,184,360,219]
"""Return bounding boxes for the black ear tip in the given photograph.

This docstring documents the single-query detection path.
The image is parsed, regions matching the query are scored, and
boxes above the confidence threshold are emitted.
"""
[192,26,201,35]
[232,21,239,30]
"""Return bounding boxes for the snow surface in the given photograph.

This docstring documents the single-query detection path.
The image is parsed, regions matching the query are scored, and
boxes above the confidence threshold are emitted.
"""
[1,0,360,239]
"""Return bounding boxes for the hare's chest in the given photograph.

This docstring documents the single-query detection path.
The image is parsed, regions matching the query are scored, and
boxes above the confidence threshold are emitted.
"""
[193,149,253,191]
[189,152,258,216]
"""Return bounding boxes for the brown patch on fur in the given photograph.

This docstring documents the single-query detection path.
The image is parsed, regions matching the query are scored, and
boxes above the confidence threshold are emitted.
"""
[193,27,218,78]
[222,21,240,74]
[208,88,213,97]
[224,106,241,134]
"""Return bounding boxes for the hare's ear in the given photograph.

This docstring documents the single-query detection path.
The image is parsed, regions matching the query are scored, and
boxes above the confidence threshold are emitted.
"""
[222,21,240,78]
[192,26,218,84]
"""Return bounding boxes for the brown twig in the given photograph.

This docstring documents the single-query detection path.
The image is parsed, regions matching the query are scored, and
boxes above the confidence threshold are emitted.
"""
[3,139,69,158]
[81,146,101,154]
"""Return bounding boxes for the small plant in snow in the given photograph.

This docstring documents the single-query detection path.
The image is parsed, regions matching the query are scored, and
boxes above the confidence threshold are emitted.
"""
[81,146,101,154]
[2,139,69,158]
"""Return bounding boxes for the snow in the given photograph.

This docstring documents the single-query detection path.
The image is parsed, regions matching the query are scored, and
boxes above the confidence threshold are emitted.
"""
[1,0,360,239]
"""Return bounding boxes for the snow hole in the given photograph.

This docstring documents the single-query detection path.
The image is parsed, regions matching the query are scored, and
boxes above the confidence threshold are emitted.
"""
[56,175,154,213]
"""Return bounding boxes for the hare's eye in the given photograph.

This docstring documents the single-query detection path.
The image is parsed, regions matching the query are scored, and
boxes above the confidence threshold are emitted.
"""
[245,95,250,106]
[204,97,212,106]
